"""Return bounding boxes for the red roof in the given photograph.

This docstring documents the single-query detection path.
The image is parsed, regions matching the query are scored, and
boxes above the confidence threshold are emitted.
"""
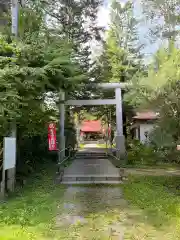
[80,120,102,132]
[133,111,159,120]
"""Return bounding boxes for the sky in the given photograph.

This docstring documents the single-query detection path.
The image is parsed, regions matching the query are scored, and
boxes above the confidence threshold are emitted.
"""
[96,0,163,62]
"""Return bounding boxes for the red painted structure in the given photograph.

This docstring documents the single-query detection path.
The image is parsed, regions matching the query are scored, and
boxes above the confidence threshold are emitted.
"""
[80,120,102,133]
[80,120,103,140]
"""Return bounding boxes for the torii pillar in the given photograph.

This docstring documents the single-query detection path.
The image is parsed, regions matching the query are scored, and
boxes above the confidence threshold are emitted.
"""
[99,83,126,158]
[115,87,125,158]
[59,91,65,163]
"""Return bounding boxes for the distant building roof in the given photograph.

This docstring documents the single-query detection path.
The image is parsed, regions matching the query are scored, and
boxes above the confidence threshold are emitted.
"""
[133,111,159,120]
[80,120,102,132]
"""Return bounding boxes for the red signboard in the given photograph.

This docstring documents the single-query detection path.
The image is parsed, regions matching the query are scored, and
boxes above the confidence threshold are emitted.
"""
[48,123,57,151]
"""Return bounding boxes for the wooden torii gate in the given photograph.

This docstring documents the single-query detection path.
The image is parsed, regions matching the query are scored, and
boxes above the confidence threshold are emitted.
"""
[59,83,128,160]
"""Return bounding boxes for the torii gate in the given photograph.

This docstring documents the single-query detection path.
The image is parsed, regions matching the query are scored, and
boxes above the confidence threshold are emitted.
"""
[59,83,127,160]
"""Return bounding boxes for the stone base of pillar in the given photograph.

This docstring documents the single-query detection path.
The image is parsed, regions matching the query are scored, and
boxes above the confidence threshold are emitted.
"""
[115,135,126,159]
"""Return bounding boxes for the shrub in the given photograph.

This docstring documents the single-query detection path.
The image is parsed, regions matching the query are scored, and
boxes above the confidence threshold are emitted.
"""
[127,140,158,165]
[149,126,180,163]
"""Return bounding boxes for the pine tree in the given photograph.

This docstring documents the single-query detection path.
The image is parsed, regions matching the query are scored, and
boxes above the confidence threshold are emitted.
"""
[40,0,102,72]
[0,1,86,135]
[97,0,144,84]
[93,0,144,137]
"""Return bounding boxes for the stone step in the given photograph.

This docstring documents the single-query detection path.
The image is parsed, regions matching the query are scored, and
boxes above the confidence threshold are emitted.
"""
[75,156,108,160]
[62,174,122,177]
[61,175,122,183]
[76,153,107,156]
[75,153,108,159]
[61,180,123,185]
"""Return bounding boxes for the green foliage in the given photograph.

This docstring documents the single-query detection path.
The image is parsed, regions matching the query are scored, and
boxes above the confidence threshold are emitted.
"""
[0,0,98,180]
[18,6,44,39]
[127,46,180,161]
[41,0,102,80]
[93,1,144,134]
[127,140,158,165]
[149,126,180,163]
[96,1,143,84]
[0,31,84,135]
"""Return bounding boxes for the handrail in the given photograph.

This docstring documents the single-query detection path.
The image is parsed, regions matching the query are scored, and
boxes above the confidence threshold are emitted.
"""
[106,147,120,161]
[58,146,73,166]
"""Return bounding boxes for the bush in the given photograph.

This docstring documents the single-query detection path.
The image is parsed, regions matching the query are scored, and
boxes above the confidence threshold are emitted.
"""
[149,126,180,163]
[127,140,158,166]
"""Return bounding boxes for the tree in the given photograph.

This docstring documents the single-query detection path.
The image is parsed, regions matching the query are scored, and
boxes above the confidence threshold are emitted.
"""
[40,0,102,73]
[126,44,180,160]
[96,0,144,85]
[0,34,83,133]
[0,1,91,178]
[93,0,144,137]
[141,0,180,46]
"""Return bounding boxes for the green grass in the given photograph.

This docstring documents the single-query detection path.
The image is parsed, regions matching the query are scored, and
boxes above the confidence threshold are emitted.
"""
[96,143,107,148]
[79,144,85,149]
[0,164,66,240]
[109,154,180,171]
[122,175,180,239]
[96,143,115,149]
[122,162,180,169]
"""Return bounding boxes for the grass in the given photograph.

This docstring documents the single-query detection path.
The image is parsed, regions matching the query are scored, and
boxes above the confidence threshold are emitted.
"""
[79,144,85,149]
[109,153,180,172]
[122,175,180,239]
[0,163,66,240]
[96,143,116,149]
[96,143,107,148]
[122,162,180,170]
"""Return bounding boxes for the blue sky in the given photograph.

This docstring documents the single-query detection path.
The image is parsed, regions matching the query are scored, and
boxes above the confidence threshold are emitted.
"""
[97,0,162,62]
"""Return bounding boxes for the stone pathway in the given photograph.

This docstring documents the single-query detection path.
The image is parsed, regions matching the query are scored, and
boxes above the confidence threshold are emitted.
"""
[54,184,179,240]
[61,144,121,184]
[55,144,126,238]
[55,185,126,239]
[54,144,180,239]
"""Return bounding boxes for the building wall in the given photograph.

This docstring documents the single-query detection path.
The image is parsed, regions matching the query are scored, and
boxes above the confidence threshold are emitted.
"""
[139,123,154,144]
